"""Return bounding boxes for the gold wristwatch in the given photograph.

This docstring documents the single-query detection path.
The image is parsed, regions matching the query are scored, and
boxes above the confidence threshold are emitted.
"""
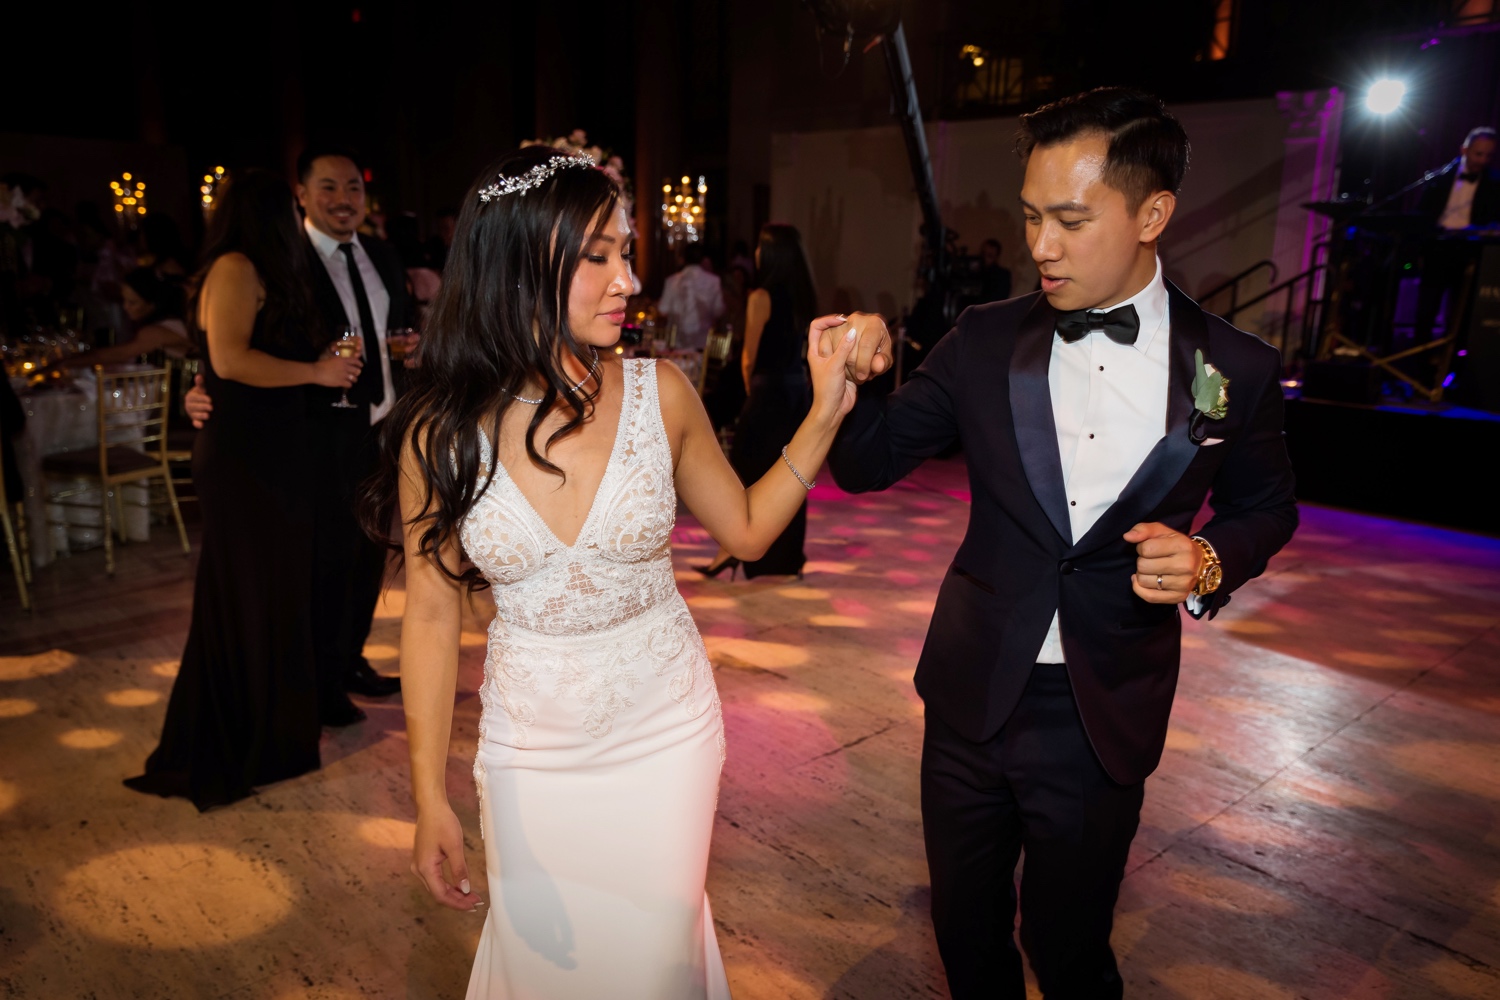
[1190,535,1222,597]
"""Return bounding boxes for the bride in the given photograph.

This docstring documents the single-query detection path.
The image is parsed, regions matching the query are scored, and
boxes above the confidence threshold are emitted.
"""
[361,145,861,998]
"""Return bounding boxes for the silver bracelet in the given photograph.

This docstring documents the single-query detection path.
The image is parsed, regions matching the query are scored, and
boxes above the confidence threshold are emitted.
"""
[780,447,816,491]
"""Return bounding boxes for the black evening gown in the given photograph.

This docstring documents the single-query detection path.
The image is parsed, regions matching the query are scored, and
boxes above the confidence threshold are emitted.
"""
[730,287,810,578]
[125,312,321,810]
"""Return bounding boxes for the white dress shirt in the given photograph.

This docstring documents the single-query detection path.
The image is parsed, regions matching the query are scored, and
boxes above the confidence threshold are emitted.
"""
[305,219,396,425]
[1439,174,1478,231]
[1036,258,1171,663]
[657,263,726,350]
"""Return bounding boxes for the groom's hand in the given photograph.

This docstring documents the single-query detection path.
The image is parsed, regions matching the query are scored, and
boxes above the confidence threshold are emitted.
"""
[1125,522,1203,604]
[816,311,891,384]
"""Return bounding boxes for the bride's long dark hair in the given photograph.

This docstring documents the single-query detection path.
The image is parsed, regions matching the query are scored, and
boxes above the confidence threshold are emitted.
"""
[359,146,621,591]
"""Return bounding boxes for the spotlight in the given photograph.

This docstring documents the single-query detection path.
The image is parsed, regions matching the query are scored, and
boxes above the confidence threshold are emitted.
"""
[1366,78,1406,115]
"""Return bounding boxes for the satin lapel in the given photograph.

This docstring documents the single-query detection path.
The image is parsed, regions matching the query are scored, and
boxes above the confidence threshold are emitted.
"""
[1069,280,1207,556]
[1008,295,1072,544]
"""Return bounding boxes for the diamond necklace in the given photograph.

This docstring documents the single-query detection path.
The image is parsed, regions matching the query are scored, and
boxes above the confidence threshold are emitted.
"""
[502,348,602,405]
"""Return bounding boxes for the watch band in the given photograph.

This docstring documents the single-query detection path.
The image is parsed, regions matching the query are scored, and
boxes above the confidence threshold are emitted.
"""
[1190,535,1222,596]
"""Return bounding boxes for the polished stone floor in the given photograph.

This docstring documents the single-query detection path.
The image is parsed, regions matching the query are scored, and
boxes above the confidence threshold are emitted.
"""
[1,457,1497,999]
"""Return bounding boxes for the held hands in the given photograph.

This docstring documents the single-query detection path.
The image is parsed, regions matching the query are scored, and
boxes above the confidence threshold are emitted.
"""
[806,315,862,420]
[815,311,892,385]
[412,804,484,912]
[1125,522,1204,604]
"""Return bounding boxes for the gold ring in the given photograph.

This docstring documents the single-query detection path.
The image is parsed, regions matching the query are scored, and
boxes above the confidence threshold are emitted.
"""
[1156,574,1164,590]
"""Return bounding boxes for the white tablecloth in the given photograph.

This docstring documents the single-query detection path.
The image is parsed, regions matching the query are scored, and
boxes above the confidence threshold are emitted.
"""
[13,378,152,569]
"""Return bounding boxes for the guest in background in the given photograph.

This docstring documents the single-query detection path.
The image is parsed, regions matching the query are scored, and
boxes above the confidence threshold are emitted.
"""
[294,146,411,722]
[1415,126,1499,342]
[124,168,362,810]
[50,268,190,370]
[657,242,725,351]
[698,223,816,579]
[977,237,1013,303]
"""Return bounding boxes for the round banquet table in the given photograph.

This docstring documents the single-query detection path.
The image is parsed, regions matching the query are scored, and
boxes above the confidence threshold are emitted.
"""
[12,376,152,569]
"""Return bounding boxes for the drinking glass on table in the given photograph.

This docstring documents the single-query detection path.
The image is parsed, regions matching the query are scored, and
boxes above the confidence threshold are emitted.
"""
[331,326,361,409]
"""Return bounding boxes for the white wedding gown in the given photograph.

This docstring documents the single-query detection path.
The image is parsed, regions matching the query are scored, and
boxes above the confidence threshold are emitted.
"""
[458,359,732,999]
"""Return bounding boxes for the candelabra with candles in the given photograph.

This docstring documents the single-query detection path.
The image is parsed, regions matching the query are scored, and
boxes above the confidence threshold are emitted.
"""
[200,165,226,217]
[661,174,706,247]
[109,173,147,230]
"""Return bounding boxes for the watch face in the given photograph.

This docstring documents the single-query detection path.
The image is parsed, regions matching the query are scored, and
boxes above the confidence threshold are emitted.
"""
[1203,564,1223,592]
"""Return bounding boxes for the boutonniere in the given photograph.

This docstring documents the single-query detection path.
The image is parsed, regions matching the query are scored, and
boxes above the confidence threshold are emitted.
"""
[1189,349,1229,443]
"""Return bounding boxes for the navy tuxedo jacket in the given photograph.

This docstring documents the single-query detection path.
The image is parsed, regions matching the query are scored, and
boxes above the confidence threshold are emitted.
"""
[829,283,1298,784]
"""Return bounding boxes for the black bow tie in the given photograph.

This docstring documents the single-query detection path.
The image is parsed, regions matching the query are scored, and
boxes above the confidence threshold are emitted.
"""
[1460,172,1480,183]
[1055,303,1140,345]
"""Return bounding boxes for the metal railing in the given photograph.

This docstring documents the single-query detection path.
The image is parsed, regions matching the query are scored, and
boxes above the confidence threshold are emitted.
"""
[1223,243,1331,362]
[1199,260,1278,318]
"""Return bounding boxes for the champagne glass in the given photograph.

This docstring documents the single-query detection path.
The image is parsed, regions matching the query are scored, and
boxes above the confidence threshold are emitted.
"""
[331,326,361,409]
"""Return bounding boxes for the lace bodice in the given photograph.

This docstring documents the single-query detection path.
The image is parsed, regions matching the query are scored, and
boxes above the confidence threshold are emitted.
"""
[459,359,679,635]
[458,360,722,819]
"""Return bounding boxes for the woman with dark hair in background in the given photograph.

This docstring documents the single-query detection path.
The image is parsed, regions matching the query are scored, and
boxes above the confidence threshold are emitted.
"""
[698,222,819,579]
[49,268,191,370]
[361,146,858,996]
[125,169,363,811]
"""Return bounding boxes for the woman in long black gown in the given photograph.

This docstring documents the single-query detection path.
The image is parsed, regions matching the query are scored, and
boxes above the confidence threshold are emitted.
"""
[125,170,363,810]
[699,223,818,579]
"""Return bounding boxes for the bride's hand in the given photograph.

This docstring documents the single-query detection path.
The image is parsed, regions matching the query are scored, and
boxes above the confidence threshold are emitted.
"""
[413,803,483,912]
[806,314,861,421]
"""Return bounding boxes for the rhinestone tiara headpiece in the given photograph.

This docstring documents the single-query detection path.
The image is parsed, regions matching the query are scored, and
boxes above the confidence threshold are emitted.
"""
[478,153,597,202]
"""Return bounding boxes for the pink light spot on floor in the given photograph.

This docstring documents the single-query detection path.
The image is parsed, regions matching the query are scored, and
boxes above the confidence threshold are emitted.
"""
[901,549,933,562]
[886,569,922,586]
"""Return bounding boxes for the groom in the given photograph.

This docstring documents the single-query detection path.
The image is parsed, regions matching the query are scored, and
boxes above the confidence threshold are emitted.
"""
[822,88,1297,998]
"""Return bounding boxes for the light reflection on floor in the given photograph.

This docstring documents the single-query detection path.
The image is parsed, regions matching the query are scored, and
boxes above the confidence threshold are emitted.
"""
[0,456,1497,997]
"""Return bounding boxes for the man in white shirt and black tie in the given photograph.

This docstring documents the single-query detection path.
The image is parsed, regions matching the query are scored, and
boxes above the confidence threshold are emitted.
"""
[824,88,1298,997]
[295,147,412,725]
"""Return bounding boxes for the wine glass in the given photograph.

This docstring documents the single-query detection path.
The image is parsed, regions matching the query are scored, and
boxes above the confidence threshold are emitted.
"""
[331,326,361,409]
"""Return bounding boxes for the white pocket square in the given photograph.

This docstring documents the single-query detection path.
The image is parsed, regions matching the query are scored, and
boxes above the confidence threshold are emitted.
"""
[1202,437,1226,446]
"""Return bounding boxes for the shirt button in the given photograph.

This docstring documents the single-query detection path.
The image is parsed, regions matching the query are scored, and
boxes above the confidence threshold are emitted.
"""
[1070,500,1077,506]
[1098,365,1104,371]
[1088,433,1095,439]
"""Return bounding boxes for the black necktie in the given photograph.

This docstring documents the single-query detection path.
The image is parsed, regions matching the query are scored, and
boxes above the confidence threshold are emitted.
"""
[337,242,385,407]
[1055,303,1140,345]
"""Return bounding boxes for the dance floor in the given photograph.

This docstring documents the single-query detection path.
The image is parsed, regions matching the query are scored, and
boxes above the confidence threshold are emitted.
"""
[2,456,1498,999]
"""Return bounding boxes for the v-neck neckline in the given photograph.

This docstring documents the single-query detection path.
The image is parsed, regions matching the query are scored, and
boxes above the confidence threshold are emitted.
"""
[489,360,633,552]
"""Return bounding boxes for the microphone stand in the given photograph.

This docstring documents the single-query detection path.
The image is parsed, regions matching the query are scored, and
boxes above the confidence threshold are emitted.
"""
[1353,156,1460,220]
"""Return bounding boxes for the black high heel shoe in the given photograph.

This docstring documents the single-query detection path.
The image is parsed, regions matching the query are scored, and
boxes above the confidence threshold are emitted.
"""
[694,556,741,580]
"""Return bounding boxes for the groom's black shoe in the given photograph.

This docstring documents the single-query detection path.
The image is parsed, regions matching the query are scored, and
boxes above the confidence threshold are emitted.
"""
[321,695,367,727]
[346,658,401,698]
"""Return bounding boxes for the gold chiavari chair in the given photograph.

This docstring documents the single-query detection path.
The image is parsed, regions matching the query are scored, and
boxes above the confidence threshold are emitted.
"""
[1,497,30,611]
[41,364,191,575]
[697,326,735,396]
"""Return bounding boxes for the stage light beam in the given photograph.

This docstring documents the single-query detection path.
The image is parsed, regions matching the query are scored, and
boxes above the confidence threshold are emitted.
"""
[1366,78,1406,115]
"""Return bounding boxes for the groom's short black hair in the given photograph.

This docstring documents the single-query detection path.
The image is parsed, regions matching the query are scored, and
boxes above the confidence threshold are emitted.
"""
[1016,87,1189,211]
